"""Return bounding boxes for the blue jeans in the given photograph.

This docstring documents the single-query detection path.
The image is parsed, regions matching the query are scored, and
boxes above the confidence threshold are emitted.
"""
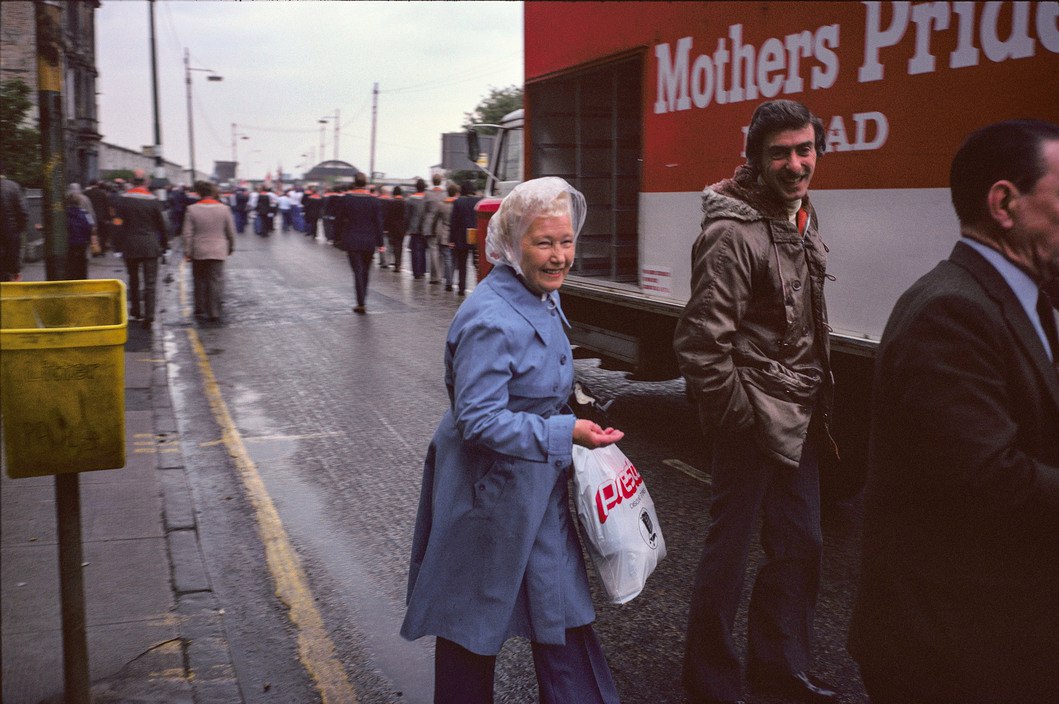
[683,433,823,701]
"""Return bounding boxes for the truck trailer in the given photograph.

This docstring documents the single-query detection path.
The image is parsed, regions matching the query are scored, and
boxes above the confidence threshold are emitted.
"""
[473,0,1059,497]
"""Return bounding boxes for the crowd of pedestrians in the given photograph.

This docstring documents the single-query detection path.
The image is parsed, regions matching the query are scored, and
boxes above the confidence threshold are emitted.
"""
[208,175,484,312]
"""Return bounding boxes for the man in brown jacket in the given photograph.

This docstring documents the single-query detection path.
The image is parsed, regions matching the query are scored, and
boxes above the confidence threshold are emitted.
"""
[674,100,838,704]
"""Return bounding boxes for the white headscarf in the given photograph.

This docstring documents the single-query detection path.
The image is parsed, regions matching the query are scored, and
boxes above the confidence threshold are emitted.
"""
[484,177,587,276]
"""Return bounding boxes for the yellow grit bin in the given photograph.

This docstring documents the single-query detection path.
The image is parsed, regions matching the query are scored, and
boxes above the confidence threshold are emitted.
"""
[1,279,127,478]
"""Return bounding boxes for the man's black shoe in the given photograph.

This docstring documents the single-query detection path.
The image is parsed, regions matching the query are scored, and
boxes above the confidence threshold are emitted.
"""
[749,671,837,702]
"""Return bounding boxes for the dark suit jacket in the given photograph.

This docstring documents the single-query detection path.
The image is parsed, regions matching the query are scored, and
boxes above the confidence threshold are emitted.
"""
[849,242,1059,702]
[115,189,167,258]
[449,195,482,250]
[334,190,383,253]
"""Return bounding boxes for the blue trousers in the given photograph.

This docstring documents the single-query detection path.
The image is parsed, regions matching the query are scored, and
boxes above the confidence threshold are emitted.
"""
[233,209,247,234]
[683,434,823,701]
[434,625,620,704]
[409,233,427,277]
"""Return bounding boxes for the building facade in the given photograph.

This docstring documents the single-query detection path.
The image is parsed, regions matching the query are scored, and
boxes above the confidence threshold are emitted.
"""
[0,0,102,186]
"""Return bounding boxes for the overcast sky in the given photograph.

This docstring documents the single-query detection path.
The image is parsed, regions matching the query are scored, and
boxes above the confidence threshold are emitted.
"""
[95,0,524,182]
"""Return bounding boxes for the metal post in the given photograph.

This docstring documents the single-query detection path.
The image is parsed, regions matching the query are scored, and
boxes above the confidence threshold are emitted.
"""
[185,48,196,181]
[56,474,90,704]
[319,121,326,162]
[369,83,378,184]
[334,108,340,161]
[36,6,90,695]
[36,0,68,282]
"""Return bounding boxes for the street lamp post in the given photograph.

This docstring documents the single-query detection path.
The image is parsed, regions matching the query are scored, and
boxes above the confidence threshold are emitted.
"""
[231,123,249,179]
[184,48,222,183]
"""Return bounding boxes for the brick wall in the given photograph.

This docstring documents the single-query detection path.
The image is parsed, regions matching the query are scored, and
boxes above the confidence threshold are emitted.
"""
[0,1,39,124]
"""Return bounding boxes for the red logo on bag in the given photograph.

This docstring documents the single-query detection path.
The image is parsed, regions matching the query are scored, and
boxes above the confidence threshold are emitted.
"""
[595,462,643,524]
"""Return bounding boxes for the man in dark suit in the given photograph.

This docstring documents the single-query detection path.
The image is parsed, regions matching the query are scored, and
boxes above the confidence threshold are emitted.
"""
[449,180,482,296]
[849,120,1059,703]
[334,172,384,314]
[114,176,168,328]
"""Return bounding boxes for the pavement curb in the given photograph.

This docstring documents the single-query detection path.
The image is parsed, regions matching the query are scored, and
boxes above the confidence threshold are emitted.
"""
[149,320,245,703]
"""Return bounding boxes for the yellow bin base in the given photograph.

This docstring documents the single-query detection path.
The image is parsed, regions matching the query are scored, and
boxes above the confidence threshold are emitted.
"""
[1,280,128,478]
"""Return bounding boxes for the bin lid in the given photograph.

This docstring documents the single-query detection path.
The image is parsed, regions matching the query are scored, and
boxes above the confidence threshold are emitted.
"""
[1,279,128,349]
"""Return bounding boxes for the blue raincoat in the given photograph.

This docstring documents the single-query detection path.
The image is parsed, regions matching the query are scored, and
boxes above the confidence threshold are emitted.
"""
[401,264,595,655]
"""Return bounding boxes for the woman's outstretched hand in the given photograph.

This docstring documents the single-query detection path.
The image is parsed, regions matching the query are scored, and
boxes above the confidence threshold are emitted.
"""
[573,419,624,449]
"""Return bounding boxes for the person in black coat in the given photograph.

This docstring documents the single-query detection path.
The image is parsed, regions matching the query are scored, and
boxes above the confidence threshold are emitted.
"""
[334,172,385,313]
[383,185,407,271]
[449,180,483,296]
[114,177,168,327]
[849,120,1059,704]
[302,187,323,239]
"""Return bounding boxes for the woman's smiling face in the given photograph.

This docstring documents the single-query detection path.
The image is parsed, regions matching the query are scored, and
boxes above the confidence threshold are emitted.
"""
[519,214,575,295]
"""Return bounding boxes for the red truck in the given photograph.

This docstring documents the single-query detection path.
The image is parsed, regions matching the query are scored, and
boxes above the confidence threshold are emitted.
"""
[471,1,1059,497]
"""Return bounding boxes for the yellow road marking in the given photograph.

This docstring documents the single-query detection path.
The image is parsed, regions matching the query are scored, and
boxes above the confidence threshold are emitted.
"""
[663,458,712,485]
[199,431,343,448]
[187,327,357,703]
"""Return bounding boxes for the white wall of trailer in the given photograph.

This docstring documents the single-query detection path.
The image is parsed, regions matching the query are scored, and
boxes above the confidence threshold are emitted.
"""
[634,187,959,344]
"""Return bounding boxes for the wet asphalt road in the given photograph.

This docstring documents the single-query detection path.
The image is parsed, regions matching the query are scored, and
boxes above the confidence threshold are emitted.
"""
[153,223,869,704]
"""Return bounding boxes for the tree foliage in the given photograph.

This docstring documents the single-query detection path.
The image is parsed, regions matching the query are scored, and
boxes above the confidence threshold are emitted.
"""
[462,85,523,135]
[0,79,42,188]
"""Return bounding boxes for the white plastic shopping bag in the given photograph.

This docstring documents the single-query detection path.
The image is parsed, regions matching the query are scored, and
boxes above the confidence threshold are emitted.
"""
[572,443,666,604]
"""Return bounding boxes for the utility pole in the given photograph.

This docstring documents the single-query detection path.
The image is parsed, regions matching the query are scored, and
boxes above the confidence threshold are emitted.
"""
[36,7,88,701]
[36,0,68,282]
[149,0,165,194]
[184,48,195,181]
[369,83,378,184]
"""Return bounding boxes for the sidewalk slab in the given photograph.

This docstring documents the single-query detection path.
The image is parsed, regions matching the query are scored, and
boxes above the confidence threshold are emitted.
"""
[1,258,240,703]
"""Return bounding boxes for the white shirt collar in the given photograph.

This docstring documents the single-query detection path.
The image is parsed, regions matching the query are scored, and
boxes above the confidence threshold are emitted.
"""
[961,237,1053,361]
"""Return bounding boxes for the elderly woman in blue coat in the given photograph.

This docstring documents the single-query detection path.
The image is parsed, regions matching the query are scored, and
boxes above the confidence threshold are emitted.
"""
[401,177,624,703]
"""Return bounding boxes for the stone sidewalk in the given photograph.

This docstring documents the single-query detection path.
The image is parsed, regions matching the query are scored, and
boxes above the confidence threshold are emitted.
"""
[1,255,242,703]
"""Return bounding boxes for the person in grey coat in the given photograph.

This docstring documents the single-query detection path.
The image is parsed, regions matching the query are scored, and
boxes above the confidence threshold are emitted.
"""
[182,181,235,325]
[0,169,29,281]
[401,177,623,704]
